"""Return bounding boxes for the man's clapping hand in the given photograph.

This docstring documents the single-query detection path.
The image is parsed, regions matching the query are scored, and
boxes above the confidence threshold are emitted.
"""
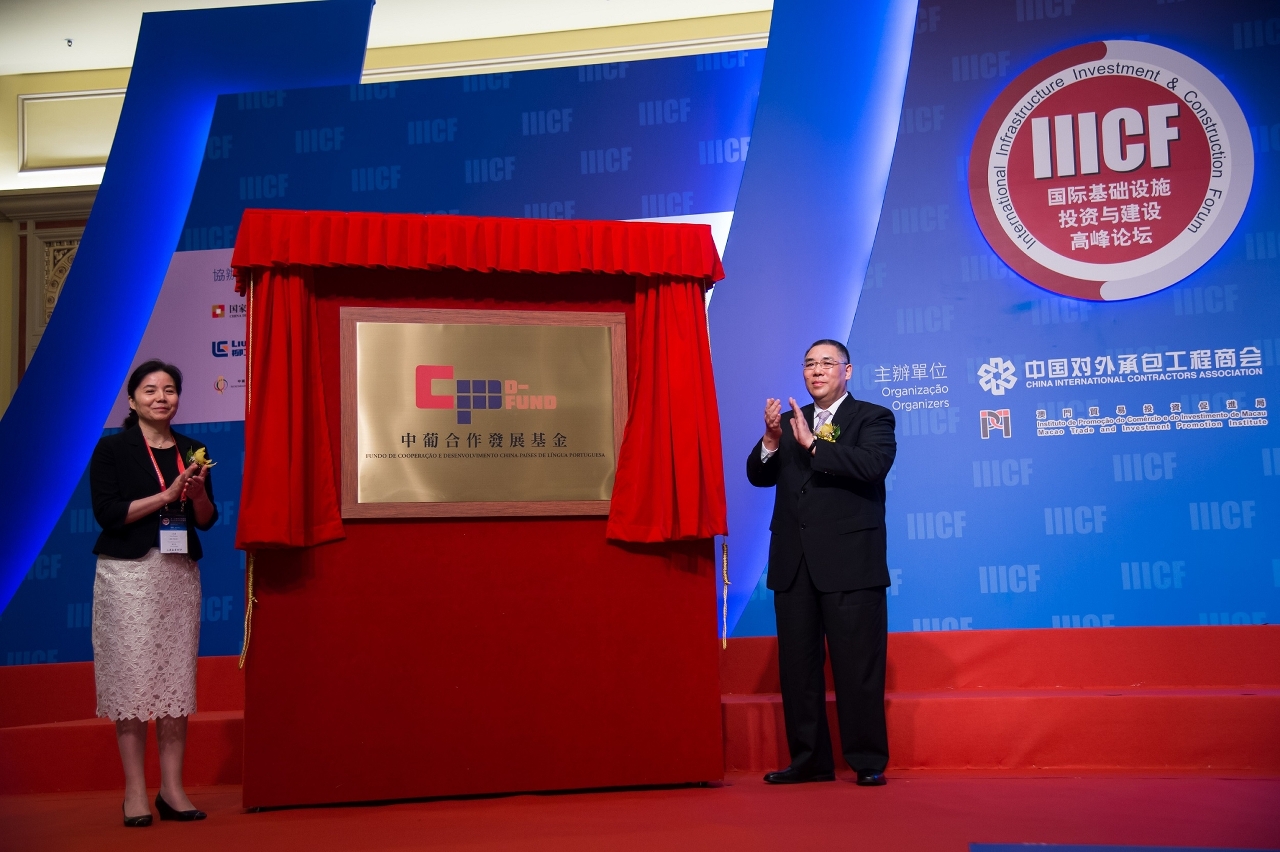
[763,398,783,451]
[788,398,814,449]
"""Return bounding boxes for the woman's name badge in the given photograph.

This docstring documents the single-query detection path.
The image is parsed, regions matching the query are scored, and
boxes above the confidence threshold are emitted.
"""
[159,512,189,554]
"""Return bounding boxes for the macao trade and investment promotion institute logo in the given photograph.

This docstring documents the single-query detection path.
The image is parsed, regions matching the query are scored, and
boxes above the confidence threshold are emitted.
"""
[415,365,557,425]
[969,41,1253,301]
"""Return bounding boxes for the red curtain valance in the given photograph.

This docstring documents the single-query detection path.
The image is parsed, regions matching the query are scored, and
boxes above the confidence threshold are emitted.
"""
[232,210,728,550]
[232,209,724,294]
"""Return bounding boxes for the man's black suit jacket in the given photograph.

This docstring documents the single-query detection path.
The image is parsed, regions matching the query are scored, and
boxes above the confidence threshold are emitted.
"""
[746,396,896,593]
[90,427,218,561]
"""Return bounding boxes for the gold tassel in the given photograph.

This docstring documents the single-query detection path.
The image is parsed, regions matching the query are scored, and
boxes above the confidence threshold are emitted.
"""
[721,539,730,650]
[238,273,257,671]
[238,551,257,670]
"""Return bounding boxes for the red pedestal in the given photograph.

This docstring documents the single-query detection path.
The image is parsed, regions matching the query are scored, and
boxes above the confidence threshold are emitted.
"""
[241,266,724,808]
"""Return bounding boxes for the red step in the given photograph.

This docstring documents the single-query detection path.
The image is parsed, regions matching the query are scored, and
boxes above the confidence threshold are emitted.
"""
[720,625,1280,772]
[3,627,1277,795]
[1,711,243,794]
[0,656,244,795]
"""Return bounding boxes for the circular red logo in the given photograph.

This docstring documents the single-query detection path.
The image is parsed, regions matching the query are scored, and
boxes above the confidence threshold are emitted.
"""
[969,41,1252,301]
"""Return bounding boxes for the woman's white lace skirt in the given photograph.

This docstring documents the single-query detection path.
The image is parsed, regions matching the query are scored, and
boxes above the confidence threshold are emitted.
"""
[92,548,201,721]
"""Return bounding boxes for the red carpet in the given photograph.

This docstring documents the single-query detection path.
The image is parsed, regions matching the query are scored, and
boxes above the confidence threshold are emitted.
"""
[2,773,1278,852]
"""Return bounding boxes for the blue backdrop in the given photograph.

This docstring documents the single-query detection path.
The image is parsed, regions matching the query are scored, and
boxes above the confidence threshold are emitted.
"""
[709,0,918,637]
[0,49,766,663]
[5,1,1278,663]
[732,0,1279,636]
[182,54,762,236]
[0,0,373,621]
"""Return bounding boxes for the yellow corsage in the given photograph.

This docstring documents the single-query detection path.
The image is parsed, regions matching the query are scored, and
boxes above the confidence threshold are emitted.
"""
[814,422,841,443]
[185,446,217,468]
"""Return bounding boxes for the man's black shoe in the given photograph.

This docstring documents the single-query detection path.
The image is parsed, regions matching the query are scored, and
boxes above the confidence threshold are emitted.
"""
[763,766,836,784]
[855,771,887,786]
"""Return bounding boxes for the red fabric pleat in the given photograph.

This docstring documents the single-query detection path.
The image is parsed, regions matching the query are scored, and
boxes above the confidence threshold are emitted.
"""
[230,210,727,547]
[606,276,728,542]
[232,209,724,293]
[235,267,345,550]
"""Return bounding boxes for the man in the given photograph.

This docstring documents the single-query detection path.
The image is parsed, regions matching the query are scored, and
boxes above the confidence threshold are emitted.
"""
[746,339,897,786]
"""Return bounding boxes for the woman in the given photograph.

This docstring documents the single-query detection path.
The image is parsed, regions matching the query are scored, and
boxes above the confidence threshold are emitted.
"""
[90,360,218,827]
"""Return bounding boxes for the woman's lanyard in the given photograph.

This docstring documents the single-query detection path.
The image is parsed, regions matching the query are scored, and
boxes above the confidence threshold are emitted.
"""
[144,441,187,509]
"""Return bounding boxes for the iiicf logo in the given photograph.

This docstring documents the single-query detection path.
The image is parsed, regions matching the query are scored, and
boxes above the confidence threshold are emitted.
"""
[969,40,1253,301]
[978,357,1018,395]
[415,365,557,425]
[981,409,1012,439]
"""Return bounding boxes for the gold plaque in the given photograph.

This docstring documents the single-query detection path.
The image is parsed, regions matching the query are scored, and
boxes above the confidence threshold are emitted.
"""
[340,308,627,518]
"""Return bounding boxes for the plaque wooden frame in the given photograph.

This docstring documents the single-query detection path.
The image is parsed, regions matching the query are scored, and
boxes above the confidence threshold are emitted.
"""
[339,307,628,519]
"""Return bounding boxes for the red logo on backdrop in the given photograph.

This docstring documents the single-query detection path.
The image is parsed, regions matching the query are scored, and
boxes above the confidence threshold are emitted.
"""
[212,304,225,318]
[969,41,1253,301]
[980,409,1012,439]
[415,365,556,426]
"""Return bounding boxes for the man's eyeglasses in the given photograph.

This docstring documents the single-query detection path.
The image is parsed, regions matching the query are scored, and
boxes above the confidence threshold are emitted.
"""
[802,358,848,372]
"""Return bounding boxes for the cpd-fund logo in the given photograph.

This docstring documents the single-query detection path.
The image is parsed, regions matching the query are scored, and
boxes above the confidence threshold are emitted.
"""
[415,365,557,425]
[969,41,1253,301]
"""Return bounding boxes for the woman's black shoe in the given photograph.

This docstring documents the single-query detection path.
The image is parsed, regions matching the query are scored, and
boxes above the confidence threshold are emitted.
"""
[155,792,206,821]
[122,804,152,827]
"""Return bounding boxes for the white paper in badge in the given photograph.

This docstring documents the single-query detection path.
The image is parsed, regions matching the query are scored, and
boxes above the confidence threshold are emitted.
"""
[159,514,189,554]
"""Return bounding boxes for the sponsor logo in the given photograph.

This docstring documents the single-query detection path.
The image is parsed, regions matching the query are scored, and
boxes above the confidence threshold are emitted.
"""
[524,109,573,135]
[212,340,245,358]
[980,409,1012,438]
[350,82,398,101]
[1121,560,1185,591]
[578,64,627,82]
[978,357,1018,395]
[580,148,630,174]
[214,376,228,394]
[639,98,690,126]
[523,201,575,220]
[296,126,345,153]
[415,365,557,425]
[352,165,401,191]
[979,564,1040,594]
[912,617,974,631]
[699,137,750,164]
[465,157,514,183]
[905,510,966,539]
[1044,505,1106,534]
[640,191,694,217]
[969,41,1253,300]
[205,135,232,160]
[212,305,225,319]
[696,53,749,71]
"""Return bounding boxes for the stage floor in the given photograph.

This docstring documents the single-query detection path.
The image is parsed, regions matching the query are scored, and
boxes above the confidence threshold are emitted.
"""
[3,771,1278,851]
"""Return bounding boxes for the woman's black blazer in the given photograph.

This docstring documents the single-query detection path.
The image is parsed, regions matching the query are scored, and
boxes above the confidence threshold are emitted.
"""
[90,427,219,560]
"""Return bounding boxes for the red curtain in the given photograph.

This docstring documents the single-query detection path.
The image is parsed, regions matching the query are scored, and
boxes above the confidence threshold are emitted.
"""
[606,276,727,541]
[231,209,727,548]
[233,209,723,293]
[235,267,344,550]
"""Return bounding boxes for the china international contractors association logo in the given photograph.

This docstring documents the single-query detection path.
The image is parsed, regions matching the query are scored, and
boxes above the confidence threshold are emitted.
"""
[968,41,1253,301]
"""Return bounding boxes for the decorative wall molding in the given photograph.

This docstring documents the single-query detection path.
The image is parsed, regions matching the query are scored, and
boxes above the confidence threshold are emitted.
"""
[42,239,78,325]
[0,187,98,222]
[17,89,126,172]
[361,31,768,82]
[21,224,85,368]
